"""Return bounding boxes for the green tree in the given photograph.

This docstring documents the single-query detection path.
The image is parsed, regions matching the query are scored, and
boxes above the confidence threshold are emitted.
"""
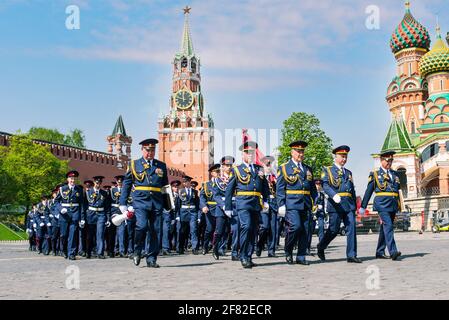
[27,127,86,148]
[64,129,86,148]
[0,135,69,211]
[0,146,15,205]
[278,112,333,177]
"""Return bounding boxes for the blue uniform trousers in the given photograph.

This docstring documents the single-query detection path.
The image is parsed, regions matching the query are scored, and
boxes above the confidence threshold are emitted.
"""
[189,213,199,250]
[238,210,258,262]
[203,213,215,251]
[284,209,309,261]
[376,212,398,256]
[162,212,173,251]
[59,218,78,257]
[134,208,161,263]
[318,211,357,258]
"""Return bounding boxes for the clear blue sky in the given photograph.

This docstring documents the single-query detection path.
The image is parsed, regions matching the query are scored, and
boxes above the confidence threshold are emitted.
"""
[0,0,448,193]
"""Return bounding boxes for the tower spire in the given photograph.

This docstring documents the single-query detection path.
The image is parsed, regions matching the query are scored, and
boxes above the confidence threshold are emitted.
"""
[405,1,411,12]
[180,6,194,57]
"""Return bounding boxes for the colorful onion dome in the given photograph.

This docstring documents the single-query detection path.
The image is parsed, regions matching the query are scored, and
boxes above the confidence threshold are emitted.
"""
[390,2,431,54]
[419,26,449,78]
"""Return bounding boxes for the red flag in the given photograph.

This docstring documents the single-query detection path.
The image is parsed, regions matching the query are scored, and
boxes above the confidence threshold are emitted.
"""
[242,128,264,166]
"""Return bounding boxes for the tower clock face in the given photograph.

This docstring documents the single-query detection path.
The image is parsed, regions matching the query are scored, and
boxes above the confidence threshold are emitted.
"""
[174,90,194,110]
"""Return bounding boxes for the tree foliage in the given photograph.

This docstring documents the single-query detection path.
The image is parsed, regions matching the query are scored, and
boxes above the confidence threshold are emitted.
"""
[278,112,333,177]
[0,135,70,208]
[28,127,86,148]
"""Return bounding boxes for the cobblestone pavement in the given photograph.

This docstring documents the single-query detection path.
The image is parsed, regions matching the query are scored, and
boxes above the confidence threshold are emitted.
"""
[1,232,448,300]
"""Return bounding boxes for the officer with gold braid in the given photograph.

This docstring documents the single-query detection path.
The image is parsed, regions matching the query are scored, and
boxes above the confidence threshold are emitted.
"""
[225,141,269,269]
[317,145,361,263]
[360,150,402,261]
[119,138,169,268]
[276,141,317,265]
[200,164,220,255]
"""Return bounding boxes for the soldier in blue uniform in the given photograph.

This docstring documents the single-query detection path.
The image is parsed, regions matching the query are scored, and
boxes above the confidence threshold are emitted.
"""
[257,156,278,258]
[311,179,326,245]
[102,184,116,258]
[161,180,180,255]
[212,156,236,260]
[34,195,52,255]
[360,150,402,261]
[25,207,36,251]
[276,141,317,265]
[77,180,92,257]
[54,170,84,260]
[175,175,201,255]
[317,145,361,263]
[119,138,169,268]
[48,186,61,256]
[225,141,269,269]
[112,175,128,257]
[200,164,220,255]
[83,176,111,259]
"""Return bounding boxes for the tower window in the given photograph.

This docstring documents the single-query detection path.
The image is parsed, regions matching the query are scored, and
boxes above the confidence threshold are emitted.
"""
[191,60,197,73]
[181,58,188,68]
[441,80,444,91]
[408,63,412,76]
[411,121,416,134]
[441,116,445,123]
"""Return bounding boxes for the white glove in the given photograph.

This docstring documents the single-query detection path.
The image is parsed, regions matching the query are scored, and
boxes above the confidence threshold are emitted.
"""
[119,205,128,215]
[33,223,37,228]
[55,214,60,219]
[224,210,232,218]
[278,206,286,217]
[47,223,52,227]
[262,202,269,213]
[39,222,44,227]
[171,219,176,225]
[202,207,209,214]
[359,208,366,215]
[176,217,180,222]
[333,194,341,203]
[105,221,111,227]
[197,218,201,223]
[318,205,323,210]
[60,208,68,214]
[49,214,54,218]
[26,228,32,235]
[79,220,85,228]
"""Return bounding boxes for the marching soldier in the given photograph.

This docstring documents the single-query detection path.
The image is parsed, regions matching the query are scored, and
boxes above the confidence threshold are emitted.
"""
[103,184,116,258]
[317,145,361,263]
[212,156,236,260]
[225,141,269,269]
[200,164,220,255]
[25,207,36,251]
[77,180,93,257]
[175,175,201,255]
[34,195,52,255]
[119,138,169,268]
[161,180,180,255]
[257,155,278,258]
[276,141,317,265]
[312,179,326,245]
[83,176,111,259]
[112,175,128,257]
[48,186,61,256]
[54,170,84,260]
[360,150,402,260]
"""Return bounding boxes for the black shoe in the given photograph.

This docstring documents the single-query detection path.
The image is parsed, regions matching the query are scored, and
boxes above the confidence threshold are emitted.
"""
[53,251,57,256]
[231,256,240,261]
[108,253,114,258]
[63,253,68,259]
[69,255,76,260]
[241,260,252,269]
[79,251,86,257]
[212,250,219,260]
[161,250,169,256]
[98,255,106,259]
[119,253,125,258]
[192,249,199,255]
[202,248,209,255]
[296,260,310,266]
[375,254,390,259]
[268,252,275,257]
[256,248,262,257]
[38,250,42,255]
[147,261,160,268]
[133,254,141,266]
[347,257,362,263]
[317,248,326,261]
[285,255,294,265]
[177,250,185,255]
[249,260,257,267]
[86,254,91,259]
[128,253,134,259]
[391,251,402,261]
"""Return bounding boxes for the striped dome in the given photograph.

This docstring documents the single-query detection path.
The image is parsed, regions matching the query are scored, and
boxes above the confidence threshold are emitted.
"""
[390,7,431,54]
[419,29,449,78]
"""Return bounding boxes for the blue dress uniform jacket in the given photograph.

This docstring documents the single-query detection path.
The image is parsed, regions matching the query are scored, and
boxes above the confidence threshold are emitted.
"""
[119,157,169,210]
[322,164,356,213]
[110,187,122,214]
[34,203,50,227]
[276,160,317,210]
[213,177,234,217]
[225,164,269,211]
[199,181,217,215]
[55,185,84,221]
[361,168,401,213]
[83,188,111,224]
[175,188,200,222]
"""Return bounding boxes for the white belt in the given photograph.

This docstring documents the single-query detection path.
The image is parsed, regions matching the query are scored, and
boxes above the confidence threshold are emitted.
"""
[181,205,195,209]
[112,204,120,207]
[88,206,104,212]
[269,195,275,199]
[221,197,236,201]
[61,203,79,207]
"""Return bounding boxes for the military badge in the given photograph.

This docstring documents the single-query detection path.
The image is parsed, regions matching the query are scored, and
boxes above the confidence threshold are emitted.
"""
[155,168,164,177]
[143,163,150,170]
